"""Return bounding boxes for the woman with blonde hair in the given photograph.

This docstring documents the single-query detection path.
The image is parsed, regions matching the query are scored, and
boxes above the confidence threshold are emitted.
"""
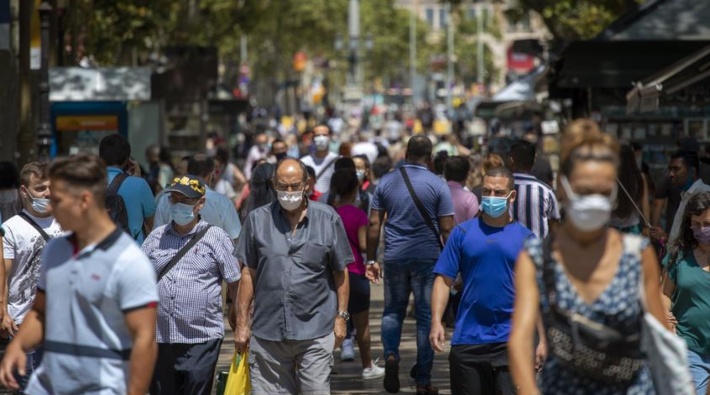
[509,120,667,394]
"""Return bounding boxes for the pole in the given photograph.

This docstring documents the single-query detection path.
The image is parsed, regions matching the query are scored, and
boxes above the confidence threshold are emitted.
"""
[409,0,417,107]
[36,1,51,162]
[240,34,247,63]
[347,0,360,88]
[446,3,453,114]
[477,3,484,86]
[17,0,34,165]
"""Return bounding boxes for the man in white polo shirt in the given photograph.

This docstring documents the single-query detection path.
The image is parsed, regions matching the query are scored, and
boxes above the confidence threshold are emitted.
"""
[0,154,158,395]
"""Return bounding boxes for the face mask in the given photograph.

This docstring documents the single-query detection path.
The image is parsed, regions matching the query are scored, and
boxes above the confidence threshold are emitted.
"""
[561,176,615,232]
[314,135,330,151]
[275,152,288,161]
[171,202,196,226]
[679,174,694,191]
[481,193,511,218]
[356,170,366,183]
[23,188,50,214]
[258,143,269,152]
[277,190,304,211]
[693,227,710,245]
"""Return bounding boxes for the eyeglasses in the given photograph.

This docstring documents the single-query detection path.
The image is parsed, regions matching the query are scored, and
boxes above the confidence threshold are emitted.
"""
[169,195,199,205]
[274,182,304,192]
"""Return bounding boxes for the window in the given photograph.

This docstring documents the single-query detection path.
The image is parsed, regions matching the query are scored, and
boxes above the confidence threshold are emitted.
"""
[425,8,434,27]
[439,7,448,28]
[467,6,476,20]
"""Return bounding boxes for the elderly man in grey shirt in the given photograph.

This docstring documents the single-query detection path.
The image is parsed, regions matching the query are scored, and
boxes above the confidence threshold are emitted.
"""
[234,158,352,395]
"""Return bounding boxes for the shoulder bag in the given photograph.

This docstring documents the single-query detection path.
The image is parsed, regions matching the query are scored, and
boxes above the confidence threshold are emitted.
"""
[157,225,212,282]
[18,212,50,242]
[399,167,444,250]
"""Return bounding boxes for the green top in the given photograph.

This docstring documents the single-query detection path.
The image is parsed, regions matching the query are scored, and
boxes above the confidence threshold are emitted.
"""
[663,249,710,356]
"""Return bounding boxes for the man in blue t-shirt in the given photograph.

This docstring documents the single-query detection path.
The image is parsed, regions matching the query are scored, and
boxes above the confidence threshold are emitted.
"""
[430,167,534,395]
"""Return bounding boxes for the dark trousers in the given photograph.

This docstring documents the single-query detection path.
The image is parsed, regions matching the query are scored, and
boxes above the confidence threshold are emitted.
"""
[150,338,222,395]
[449,343,516,395]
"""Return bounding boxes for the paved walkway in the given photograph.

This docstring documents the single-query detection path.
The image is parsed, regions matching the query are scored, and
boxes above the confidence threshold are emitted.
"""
[215,284,453,394]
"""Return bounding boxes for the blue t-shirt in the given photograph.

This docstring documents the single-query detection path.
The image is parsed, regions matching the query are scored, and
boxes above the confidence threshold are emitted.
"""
[434,217,534,345]
[372,164,454,261]
[107,167,156,244]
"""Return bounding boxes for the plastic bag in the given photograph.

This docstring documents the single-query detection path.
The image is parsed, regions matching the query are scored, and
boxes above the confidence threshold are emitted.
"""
[224,351,251,395]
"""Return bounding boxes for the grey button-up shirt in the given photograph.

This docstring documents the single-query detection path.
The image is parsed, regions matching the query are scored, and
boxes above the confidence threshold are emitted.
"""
[236,201,354,341]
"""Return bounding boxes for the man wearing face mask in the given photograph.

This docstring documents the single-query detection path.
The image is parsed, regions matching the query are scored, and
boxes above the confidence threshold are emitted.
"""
[142,175,241,395]
[1,162,65,392]
[245,133,271,180]
[651,150,710,250]
[430,167,535,395]
[300,124,340,195]
[234,158,353,395]
[267,138,289,164]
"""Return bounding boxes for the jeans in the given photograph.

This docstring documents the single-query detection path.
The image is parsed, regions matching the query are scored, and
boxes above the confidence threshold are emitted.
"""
[687,348,710,395]
[382,258,436,386]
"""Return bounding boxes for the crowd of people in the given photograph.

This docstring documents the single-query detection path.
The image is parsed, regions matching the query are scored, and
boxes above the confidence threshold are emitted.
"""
[0,115,706,395]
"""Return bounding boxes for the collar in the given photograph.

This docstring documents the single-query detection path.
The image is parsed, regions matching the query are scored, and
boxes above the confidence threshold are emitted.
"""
[401,163,428,170]
[167,218,206,237]
[688,179,706,194]
[272,200,310,223]
[106,166,125,173]
[513,172,536,180]
[70,227,123,258]
[447,180,464,189]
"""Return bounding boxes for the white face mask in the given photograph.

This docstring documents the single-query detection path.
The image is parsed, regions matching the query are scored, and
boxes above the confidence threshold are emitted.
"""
[356,170,366,183]
[277,190,304,211]
[561,176,616,232]
[314,135,330,151]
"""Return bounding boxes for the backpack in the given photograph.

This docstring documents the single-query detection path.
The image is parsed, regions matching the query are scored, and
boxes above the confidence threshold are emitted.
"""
[105,173,131,237]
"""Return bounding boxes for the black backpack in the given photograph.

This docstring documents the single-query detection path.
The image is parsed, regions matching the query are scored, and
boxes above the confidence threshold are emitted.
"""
[105,173,131,237]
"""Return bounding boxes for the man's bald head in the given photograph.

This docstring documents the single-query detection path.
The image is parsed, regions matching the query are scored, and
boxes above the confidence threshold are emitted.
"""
[273,158,309,186]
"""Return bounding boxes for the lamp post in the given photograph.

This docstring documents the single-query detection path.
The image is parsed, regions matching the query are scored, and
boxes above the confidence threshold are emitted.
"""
[334,0,373,102]
[36,1,52,162]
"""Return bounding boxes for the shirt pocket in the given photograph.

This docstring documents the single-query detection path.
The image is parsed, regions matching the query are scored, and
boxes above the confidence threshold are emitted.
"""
[300,242,329,271]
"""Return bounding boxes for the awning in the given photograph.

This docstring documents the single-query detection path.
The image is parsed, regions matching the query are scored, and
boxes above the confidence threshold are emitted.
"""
[492,65,546,102]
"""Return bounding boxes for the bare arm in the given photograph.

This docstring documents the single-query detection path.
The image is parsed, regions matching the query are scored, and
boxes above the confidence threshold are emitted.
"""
[1,256,15,336]
[366,209,384,261]
[332,269,349,348]
[124,307,158,395]
[429,275,453,353]
[438,215,455,245]
[11,290,45,351]
[642,246,668,328]
[357,226,367,253]
[234,266,254,351]
[227,280,240,330]
[508,251,541,395]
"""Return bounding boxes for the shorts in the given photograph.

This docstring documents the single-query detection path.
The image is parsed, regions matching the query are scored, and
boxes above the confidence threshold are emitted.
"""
[347,271,371,315]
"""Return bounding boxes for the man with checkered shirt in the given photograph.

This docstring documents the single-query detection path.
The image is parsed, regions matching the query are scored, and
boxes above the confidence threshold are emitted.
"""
[141,174,241,395]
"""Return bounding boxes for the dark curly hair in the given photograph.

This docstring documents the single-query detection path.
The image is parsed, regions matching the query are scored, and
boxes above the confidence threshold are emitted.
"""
[670,191,710,266]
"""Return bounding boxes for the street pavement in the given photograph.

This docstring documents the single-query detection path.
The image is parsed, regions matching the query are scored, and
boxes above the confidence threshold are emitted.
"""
[215,283,453,394]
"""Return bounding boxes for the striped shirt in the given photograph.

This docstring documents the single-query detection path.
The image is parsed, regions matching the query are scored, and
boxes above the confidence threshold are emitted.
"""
[142,220,240,344]
[512,173,560,239]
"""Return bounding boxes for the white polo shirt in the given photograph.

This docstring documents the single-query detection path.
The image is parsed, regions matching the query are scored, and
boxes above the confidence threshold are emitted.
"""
[26,229,158,395]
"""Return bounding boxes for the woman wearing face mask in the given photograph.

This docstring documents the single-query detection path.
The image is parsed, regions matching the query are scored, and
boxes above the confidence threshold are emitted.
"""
[508,124,668,394]
[662,192,710,394]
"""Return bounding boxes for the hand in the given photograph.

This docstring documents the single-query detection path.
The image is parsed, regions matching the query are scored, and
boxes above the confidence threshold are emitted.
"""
[365,262,382,285]
[0,341,26,391]
[126,158,141,177]
[0,312,17,338]
[233,324,251,354]
[667,311,678,333]
[429,321,446,352]
[649,226,667,242]
[535,341,547,372]
[334,317,347,348]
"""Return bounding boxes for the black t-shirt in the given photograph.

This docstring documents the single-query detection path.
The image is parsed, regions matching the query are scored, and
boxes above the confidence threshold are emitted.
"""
[654,176,681,231]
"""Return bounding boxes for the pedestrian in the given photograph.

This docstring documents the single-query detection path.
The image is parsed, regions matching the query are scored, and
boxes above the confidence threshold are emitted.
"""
[471,153,505,203]
[238,162,276,221]
[508,139,560,239]
[319,157,371,215]
[266,138,289,163]
[430,167,536,395]
[0,154,158,395]
[611,143,650,235]
[301,124,340,195]
[651,150,710,250]
[508,126,667,394]
[233,158,352,395]
[662,192,710,394]
[244,133,271,180]
[145,145,175,195]
[444,156,479,224]
[329,167,385,379]
[353,154,375,195]
[143,174,241,395]
[153,154,242,241]
[366,135,455,395]
[306,166,323,202]
[99,133,156,243]
[214,146,247,194]
[1,162,65,392]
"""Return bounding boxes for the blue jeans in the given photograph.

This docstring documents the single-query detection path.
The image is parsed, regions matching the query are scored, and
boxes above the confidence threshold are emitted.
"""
[382,258,436,387]
[688,349,710,395]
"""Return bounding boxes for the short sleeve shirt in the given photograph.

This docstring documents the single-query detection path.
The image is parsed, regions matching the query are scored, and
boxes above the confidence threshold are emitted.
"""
[26,229,158,395]
[372,164,454,261]
[107,167,156,243]
[235,201,354,341]
[335,204,368,275]
[300,152,340,194]
[434,218,534,345]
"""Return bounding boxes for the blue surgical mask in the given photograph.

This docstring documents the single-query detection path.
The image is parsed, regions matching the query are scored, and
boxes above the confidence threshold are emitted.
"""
[171,202,196,226]
[23,188,50,214]
[481,193,511,218]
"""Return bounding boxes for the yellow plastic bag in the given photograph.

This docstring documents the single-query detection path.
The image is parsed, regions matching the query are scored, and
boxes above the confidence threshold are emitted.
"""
[224,351,251,395]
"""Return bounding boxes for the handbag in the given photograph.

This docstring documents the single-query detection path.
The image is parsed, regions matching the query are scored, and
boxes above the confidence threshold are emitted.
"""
[541,234,645,384]
[223,351,251,395]
[632,240,695,394]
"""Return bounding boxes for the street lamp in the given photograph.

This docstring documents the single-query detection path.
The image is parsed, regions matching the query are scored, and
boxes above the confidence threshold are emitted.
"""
[37,1,52,162]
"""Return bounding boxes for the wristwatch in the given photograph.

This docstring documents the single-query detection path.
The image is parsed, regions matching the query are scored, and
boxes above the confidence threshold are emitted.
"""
[337,310,351,321]
[366,260,377,266]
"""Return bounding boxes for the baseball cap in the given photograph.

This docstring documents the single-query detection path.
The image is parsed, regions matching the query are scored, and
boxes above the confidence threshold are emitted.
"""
[166,175,206,199]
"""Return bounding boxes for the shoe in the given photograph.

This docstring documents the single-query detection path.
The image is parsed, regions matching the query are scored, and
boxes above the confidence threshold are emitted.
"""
[340,338,355,361]
[362,359,385,379]
[383,356,400,393]
[415,385,439,395]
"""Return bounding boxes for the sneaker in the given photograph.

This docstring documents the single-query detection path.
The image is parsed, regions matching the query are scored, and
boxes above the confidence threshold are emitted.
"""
[340,338,355,361]
[383,356,400,393]
[362,359,385,380]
